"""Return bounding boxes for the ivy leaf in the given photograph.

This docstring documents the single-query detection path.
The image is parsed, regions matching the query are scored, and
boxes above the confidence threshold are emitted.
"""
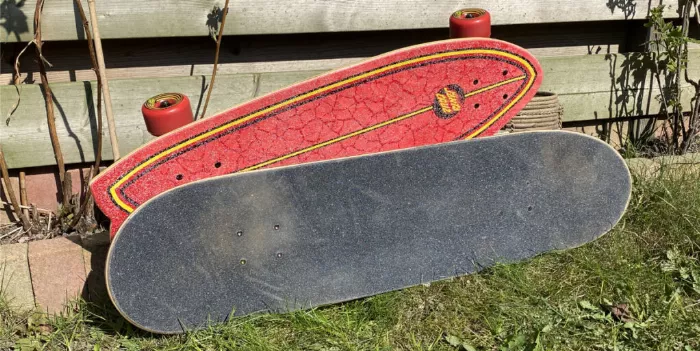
[579,300,598,311]
[445,334,463,347]
[507,334,527,349]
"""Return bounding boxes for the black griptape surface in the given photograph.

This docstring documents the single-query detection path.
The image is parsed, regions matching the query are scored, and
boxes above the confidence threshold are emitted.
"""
[106,131,632,334]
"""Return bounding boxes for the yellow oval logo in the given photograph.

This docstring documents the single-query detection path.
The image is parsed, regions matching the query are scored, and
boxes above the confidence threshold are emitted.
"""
[433,85,465,119]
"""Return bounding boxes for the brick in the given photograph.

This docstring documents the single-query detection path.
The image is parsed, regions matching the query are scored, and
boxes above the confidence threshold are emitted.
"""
[1,166,90,224]
[28,236,87,314]
[0,243,35,311]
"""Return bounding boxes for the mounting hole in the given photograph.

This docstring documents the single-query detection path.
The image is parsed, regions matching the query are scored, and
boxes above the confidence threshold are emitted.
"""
[502,94,508,99]
[527,206,533,212]
[214,161,222,168]
[473,79,479,85]
[502,70,508,76]
[274,224,280,230]
[236,230,243,237]
[240,259,247,265]
[474,103,480,109]
[175,174,183,181]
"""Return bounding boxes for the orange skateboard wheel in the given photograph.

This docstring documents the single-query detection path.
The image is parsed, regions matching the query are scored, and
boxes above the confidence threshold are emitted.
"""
[142,93,194,136]
[449,9,491,38]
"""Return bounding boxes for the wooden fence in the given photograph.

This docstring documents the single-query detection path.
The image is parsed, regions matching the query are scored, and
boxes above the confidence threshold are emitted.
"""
[0,0,683,43]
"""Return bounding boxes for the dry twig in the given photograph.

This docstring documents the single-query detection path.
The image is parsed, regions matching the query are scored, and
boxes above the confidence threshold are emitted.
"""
[5,40,41,126]
[0,145,30,230]
[200,0,230,119]
[19,171,29,219]
[0,200,53,214]
[69,0,105,230]
[33,0,69,210]
[0,227,22,241]
[87,0,120,160]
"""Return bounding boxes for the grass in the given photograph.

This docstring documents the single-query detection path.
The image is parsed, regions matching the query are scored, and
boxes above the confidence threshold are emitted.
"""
[1,164,699,350]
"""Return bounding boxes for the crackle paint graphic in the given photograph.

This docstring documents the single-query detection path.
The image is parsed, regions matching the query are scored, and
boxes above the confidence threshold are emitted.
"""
[90,38,543,239]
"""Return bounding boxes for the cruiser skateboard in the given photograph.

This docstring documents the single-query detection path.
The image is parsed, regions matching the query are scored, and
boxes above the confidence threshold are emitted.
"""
[106,131,632,334]
[90,38,543,239]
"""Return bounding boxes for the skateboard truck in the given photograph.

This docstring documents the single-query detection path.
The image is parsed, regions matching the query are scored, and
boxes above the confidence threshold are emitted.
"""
[141,93,194,136]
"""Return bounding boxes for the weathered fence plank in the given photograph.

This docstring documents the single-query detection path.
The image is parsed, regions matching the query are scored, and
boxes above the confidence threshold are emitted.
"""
[2,51,698,169]
[1,74,258,168]
[0,21,629,85]
[1,0,679,43]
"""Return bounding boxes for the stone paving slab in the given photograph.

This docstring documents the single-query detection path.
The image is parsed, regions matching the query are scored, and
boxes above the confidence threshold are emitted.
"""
[28,236,87,314]
[0,242,35,311]
[83,244,109,303]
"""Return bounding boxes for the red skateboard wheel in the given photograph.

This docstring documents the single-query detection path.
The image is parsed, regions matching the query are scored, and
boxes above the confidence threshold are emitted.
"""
[142,93,194,136]
[449,9,491,38]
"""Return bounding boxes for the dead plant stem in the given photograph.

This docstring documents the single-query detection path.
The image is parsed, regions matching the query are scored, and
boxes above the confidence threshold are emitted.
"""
[199,0,230,119]
[87,0,120,160]
[19,171,29,219]
[34,0,69,209]
[0,145,30,230]
[70,0,105,229]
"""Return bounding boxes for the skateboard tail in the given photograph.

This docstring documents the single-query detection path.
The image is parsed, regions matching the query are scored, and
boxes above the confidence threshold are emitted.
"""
[90,38,544,239]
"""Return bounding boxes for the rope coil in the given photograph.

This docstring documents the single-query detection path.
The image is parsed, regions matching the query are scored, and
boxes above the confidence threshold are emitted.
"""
[505,91,563,132]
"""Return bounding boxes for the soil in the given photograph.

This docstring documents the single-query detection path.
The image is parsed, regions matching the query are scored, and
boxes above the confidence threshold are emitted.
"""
[0,208,105,245]
[0,217,61,245]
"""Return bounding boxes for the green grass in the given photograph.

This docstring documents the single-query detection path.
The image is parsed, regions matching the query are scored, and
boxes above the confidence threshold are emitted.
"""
[2,165,699,350]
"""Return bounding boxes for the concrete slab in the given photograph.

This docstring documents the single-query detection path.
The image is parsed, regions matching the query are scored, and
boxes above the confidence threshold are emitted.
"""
[28,236,87,314]
[82,243,109,303]
[0,242,35,311]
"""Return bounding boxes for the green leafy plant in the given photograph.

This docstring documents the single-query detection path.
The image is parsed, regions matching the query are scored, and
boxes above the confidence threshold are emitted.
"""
[645,1,700,154]
[661,248,700,296]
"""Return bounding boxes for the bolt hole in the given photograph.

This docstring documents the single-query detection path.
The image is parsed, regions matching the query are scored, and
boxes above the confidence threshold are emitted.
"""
[474,103,480,109]
[274,224,280,230]
[157,98,177,108]
[473,79,478,85]
[502,70,508,76]
[503,94,508,99]
[527,206,533,212]
[240,259,247,265]
[175,174,183,181]
[214,161,222,168]
[236,230,243,237]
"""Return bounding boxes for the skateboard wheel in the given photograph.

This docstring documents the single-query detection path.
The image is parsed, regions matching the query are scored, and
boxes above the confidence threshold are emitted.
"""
[142,93,194,136]
[449,8,491,38]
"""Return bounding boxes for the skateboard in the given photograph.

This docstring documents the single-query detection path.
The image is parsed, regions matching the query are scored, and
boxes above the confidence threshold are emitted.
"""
[89,38,543,239]
[106,130,632,334]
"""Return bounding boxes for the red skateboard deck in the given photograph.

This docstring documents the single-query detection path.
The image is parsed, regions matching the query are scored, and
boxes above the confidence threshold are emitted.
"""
[90,38,543,239]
